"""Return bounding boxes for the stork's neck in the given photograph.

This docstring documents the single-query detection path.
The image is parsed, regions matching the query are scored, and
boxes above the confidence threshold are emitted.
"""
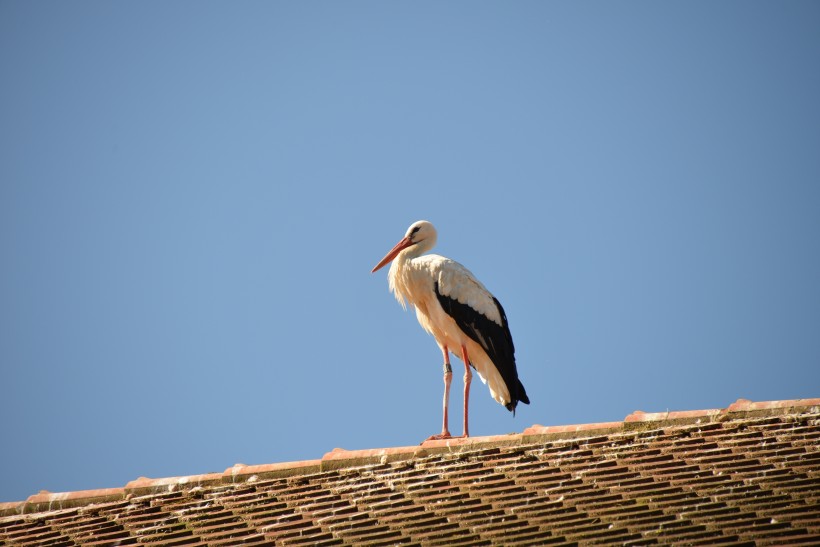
[387,242,429,309]
[387,244,419,282]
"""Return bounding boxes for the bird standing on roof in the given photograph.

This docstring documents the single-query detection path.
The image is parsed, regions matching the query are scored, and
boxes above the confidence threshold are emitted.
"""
[371,220,529,440]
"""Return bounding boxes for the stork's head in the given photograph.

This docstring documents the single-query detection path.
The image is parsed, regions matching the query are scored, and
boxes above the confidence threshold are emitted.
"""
[371,220,437,273]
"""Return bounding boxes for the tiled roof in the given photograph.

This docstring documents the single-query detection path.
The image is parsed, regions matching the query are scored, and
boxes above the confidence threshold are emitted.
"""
[2,398,819,546]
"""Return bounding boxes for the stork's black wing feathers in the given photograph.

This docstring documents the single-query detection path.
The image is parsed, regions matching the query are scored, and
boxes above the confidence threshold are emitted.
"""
[434,281,530,413]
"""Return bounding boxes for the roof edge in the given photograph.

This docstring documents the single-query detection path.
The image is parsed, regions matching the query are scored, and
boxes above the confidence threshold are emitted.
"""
[3,397,818,517]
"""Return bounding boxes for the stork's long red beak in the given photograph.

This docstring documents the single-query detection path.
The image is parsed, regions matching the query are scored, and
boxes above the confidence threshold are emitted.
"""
[371,236,413,273]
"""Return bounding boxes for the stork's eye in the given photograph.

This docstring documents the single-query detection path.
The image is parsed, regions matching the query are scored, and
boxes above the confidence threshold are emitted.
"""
[411,226,421,235]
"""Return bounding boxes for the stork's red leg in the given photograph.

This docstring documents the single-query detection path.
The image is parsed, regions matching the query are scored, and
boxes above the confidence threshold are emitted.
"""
[461,344,472,437]
[440,347,453,437]
[425,346,453,441]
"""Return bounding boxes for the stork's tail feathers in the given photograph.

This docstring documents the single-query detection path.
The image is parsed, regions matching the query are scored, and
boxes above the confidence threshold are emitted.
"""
[505,379,530,414]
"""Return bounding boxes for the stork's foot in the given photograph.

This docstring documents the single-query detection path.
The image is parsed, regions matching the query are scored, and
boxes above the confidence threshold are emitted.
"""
[426,434,451,441]
[422,431,469,443]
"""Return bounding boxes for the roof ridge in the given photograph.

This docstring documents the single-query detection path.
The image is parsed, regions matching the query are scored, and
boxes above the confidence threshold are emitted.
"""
[2,396,818,517]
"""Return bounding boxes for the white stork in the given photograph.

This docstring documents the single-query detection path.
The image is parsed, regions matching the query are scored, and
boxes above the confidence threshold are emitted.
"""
[371,220,529,439]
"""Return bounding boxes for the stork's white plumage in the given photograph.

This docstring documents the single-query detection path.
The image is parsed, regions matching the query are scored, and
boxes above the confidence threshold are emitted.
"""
[371,220,529,439]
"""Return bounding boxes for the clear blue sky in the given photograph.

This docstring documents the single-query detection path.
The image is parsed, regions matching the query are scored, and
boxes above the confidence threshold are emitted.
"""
[2,2,818,503]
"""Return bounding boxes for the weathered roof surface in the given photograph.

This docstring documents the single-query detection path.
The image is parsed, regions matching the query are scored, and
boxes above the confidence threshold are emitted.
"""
[1,398,818,546]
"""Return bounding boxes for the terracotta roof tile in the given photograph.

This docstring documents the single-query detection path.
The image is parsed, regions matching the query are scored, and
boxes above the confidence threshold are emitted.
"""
[2,398,819,545]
